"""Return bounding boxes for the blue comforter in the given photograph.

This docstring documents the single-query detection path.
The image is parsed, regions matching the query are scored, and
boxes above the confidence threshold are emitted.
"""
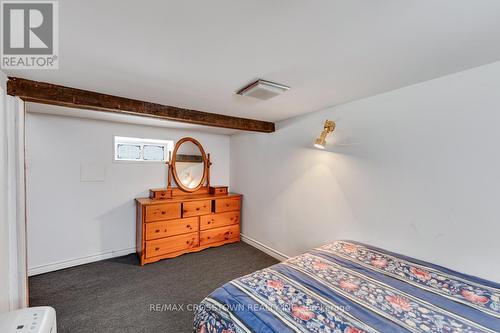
[193,241,500,332]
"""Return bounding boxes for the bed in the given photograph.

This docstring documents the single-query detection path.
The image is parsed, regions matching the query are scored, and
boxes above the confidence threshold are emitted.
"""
[193,240,500,333]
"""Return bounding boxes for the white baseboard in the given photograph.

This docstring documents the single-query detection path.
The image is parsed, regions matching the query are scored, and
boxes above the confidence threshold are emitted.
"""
[28,247,136,276]
[241,234,290,262]
[29,237,287,276]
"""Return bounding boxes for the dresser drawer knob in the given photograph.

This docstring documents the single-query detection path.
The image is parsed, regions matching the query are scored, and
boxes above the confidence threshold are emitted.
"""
[196,207,200,211]
[155,247,160,251]
[155,229,160,233]
[161,211,166,215]
[186,224,191,228]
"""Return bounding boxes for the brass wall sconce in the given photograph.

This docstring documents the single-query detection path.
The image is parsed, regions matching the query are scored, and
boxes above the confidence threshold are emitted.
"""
[314,120,335,149]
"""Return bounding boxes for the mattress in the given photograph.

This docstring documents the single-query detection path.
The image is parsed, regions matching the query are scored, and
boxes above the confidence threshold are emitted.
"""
[193,240,500,333]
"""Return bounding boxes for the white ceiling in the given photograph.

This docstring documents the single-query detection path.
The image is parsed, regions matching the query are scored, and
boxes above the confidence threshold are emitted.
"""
[7,1,500,122]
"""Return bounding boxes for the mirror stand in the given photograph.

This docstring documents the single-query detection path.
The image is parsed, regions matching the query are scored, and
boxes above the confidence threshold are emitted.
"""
[166,152,212,192]
[149,137,217,199]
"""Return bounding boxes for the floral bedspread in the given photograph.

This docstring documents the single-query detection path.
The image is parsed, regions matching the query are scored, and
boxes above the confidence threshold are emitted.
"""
[193,241,500,333]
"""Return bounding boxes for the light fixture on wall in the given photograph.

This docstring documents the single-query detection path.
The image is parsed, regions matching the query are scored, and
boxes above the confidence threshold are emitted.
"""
[314,120,335,149]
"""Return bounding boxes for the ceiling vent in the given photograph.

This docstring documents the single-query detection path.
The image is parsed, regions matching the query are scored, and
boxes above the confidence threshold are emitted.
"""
[236,79,289,100]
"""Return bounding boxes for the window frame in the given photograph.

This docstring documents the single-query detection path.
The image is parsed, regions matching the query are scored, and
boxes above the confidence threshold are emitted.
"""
[113,136,174,163]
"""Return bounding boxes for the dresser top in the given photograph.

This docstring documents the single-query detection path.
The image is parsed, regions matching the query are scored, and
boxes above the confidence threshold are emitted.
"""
[136,192,242,206]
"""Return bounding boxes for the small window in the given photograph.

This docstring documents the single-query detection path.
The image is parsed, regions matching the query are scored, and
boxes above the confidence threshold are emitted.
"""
[117,144,141,160]
[143,145,165,161]
[114,136,173,162]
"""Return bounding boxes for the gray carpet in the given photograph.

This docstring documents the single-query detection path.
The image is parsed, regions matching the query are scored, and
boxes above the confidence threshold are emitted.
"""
[29,242,279,333]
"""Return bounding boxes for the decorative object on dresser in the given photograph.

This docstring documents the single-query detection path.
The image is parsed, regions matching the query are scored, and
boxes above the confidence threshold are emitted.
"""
[136,137,241,265]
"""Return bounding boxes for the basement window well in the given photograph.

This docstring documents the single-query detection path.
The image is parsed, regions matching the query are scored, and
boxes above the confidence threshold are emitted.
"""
[114,136,174,162]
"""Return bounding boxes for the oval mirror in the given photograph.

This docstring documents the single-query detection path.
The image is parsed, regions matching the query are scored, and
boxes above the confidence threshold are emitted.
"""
[172,137,207,192]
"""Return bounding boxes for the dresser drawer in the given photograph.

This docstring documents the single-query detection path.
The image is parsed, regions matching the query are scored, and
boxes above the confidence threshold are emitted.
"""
[145,232,199,258]
[145,217,198,240]
[209,186,228,195]
[200,224,239,246]
[145,203,181,222]
[183,200,211,217]
[214,197,241,213]
[200,211,239,230]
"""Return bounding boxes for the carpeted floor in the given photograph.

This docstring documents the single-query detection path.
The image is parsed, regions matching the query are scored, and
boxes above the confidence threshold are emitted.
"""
[29,242,279,333]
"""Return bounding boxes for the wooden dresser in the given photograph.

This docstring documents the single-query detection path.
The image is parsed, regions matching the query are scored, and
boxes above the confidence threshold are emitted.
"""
[136,190,241,265]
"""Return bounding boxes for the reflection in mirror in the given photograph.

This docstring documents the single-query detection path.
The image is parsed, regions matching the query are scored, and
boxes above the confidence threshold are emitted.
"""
[175,141,205,189]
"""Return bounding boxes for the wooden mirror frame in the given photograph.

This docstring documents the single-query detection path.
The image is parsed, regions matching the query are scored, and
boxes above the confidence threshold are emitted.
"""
[171,137,209,193]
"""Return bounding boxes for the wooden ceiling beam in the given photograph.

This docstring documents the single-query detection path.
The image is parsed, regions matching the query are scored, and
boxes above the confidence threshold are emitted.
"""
[7,77,275,133]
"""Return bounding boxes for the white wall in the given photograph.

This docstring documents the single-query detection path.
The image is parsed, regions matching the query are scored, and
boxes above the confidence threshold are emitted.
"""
[1,71,27,311]
[26,113,230,275]
[231,61,500,282]
[0,71,10,312]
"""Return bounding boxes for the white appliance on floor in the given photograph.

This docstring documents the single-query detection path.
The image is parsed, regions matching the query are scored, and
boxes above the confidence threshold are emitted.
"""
[0,307,56,333]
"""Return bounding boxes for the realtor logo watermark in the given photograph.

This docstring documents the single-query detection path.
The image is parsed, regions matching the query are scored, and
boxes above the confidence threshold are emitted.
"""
[1,1,58,69]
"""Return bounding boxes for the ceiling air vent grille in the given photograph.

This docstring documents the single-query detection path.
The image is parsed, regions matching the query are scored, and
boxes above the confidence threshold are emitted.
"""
[236,79,289,100]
